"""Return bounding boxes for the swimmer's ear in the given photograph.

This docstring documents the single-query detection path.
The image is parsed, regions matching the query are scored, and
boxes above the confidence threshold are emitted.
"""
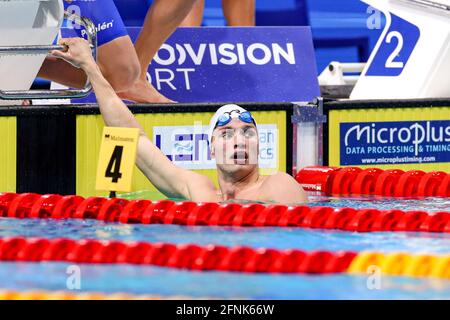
[257,139,260,157]
[210,138,215,159]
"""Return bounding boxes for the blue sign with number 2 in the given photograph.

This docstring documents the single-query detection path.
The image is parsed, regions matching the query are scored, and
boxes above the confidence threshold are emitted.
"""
[366,13,420,77]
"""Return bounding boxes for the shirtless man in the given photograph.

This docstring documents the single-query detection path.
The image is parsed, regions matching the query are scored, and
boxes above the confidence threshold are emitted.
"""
[39,0,199,103]
[52,38,308,204]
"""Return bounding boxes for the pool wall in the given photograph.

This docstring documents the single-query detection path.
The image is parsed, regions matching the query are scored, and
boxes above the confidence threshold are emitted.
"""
[0,103,292,197]
[1,98,449,197]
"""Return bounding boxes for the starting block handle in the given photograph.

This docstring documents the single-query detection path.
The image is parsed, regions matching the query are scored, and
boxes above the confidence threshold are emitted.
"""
[0,11,97,100]
[0,44,94,55]
[0,45,67,55]
[398,0,450,12]
[0,84,92,100]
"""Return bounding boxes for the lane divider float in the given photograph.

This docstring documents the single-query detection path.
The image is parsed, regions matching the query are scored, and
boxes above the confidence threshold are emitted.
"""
[0,192,449,233]
[296,166,450,197]
[0,237,448,279]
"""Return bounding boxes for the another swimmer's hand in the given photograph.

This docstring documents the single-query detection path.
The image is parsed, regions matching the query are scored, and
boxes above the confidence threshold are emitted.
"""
[50,38,96,70]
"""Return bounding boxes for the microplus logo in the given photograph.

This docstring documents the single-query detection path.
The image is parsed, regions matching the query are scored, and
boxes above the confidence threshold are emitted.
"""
[153,43,296,66]
[340,120,450,166]
[344,122,450,156]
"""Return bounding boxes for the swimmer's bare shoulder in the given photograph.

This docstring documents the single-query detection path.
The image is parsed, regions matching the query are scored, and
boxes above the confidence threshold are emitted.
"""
[183,171,218,202]
[259,172,308,204]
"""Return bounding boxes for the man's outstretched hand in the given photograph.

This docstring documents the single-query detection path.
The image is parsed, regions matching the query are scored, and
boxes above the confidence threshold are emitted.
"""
[51,38,95,70]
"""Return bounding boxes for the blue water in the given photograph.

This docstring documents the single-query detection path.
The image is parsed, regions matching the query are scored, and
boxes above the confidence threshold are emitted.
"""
[0,196,449,299]
[308,196,450,213]
[0,262,449,299]
[0,219,449,255]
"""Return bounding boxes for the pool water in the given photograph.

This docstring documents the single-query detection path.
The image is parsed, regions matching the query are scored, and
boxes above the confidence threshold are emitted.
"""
[0,193,449,299]
[0,219,449,254]
[120,190,450,213]
[0,262,448,299]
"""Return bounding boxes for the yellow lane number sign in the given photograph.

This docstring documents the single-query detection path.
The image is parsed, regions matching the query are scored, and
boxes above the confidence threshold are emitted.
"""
[96,127,139,192]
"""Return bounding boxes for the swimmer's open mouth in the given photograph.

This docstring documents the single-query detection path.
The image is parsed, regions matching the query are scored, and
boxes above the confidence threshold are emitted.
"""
[233,151,248,163]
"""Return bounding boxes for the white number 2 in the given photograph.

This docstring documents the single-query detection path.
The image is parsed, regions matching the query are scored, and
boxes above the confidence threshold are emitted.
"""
[385,31,404,69]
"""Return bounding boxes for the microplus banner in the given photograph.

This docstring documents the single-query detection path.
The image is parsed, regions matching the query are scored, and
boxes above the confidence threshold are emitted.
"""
[340,120,450,166]
[61,27,319,103]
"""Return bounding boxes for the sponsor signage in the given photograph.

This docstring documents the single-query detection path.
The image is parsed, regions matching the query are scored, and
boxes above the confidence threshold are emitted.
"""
[328,106,450,171]
[340,120,450,165]
[127,27,319,103]
[153,124,279,170]
[60,26,319,103]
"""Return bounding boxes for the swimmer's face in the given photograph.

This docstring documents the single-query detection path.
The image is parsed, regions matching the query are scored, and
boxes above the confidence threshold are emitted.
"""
[211,118,259,172]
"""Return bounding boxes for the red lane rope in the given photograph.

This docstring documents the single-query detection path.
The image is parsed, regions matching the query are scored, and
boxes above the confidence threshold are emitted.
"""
[0,192,449,233]
[0,236,357,274]
[296,166,450,197]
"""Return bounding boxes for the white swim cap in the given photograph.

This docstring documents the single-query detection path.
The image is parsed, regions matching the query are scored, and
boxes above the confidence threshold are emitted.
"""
[207,104,257,145]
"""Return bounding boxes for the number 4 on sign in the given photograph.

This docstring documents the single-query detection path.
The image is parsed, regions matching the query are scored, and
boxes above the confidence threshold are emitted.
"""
[96,127,140,195]
[105,146,124,183]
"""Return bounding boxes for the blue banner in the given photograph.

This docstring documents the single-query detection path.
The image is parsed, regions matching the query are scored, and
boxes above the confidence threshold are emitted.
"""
[340,120,450,165]
[61,27,319,103]
[128,27,319,103]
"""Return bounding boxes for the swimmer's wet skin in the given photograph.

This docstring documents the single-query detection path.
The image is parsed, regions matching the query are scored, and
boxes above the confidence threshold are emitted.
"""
[51,38,308,204]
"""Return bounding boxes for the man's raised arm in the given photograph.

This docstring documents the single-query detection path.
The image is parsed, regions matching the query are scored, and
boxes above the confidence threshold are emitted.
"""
[51,38,209,199]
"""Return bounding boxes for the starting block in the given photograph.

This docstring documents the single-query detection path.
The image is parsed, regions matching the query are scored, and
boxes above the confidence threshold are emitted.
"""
[351,0,450,99]
[0,0,96,104]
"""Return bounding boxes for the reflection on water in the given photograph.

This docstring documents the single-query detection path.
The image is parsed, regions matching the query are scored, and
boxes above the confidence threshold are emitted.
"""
[306,195,450,213]
[0,262,448,299]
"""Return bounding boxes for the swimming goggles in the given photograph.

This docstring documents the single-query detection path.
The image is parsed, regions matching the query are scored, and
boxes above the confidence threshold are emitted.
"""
[215,110,256,128]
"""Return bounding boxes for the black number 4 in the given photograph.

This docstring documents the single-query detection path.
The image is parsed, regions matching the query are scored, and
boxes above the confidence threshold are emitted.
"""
[105,146,123,183]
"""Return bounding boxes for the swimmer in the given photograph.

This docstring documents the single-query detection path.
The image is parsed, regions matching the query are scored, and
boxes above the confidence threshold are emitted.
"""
[39,0,199,103]
[52,38,308,204]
